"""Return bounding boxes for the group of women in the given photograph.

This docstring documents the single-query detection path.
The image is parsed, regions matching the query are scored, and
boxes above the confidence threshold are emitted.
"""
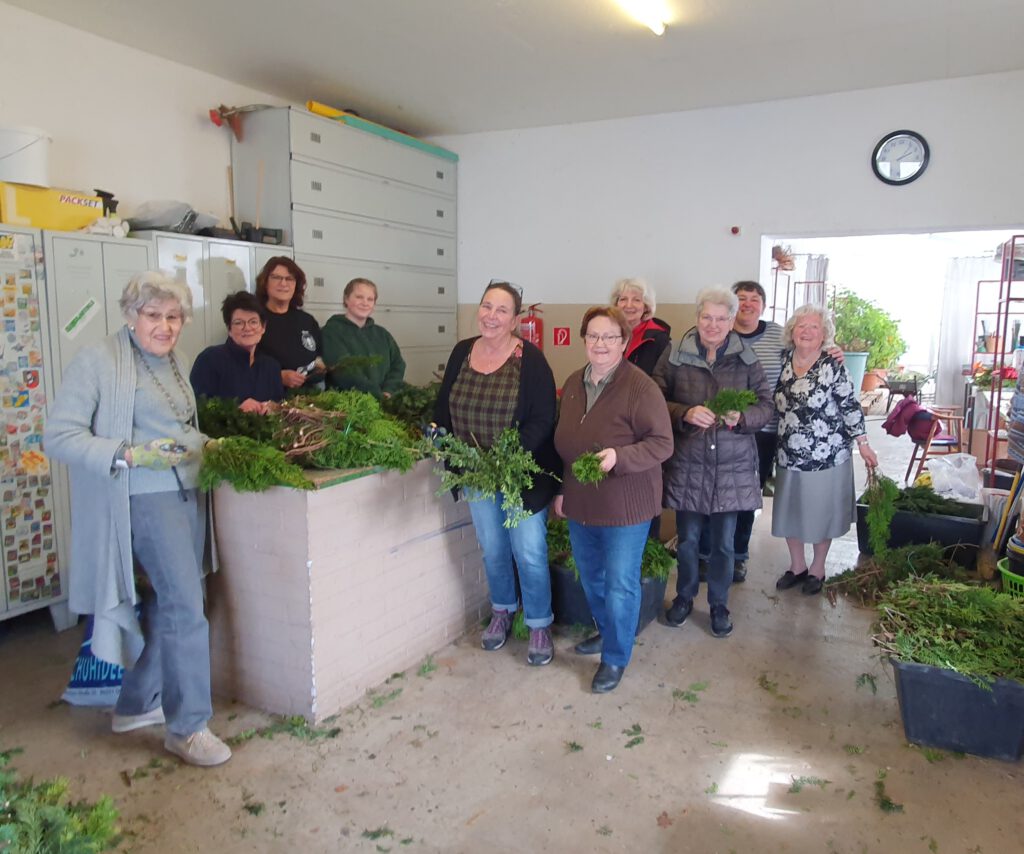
[43,258,408,768]
[434,278,876,695]
[44,266,876,774]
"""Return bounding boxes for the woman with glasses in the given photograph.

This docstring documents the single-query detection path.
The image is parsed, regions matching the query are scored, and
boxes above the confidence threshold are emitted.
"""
[322,277,406,399]
[254,257,324,391]
[553,307,673,693]
[44,272,231,767]
[654,287,773,639]
[190,291,284,413]
[433,281,561,667]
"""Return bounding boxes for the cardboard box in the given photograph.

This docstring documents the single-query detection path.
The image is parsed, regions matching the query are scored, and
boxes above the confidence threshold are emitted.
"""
[0,181,102,230]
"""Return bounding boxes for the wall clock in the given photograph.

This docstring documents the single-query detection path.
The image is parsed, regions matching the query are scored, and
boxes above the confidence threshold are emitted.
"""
[871,130,929,186]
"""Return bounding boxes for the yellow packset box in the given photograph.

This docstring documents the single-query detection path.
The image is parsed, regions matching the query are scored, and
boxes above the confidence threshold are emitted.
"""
[0,181,103,230]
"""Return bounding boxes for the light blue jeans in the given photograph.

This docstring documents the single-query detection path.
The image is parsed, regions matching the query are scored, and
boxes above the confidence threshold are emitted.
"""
[115,490,212,737]
[568,521,649,668]
[467,491,553,629]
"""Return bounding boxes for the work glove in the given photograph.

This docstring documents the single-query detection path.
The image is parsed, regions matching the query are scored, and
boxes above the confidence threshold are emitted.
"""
[130,438,188,470]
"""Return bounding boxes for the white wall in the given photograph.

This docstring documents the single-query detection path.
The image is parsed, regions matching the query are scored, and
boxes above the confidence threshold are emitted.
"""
[433,71,1024,305]
[0,3,284,219]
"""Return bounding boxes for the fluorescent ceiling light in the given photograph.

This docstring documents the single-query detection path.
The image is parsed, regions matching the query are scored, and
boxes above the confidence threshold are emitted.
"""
[613,0,671,35]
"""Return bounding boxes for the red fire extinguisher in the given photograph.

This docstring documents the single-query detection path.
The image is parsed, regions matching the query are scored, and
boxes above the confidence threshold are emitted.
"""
[520,303,544,350]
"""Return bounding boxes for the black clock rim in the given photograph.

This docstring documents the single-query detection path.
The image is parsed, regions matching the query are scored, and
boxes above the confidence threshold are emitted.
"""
[871,129,930,186]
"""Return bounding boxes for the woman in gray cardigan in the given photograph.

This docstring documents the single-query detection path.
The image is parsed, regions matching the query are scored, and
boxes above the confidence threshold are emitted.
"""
[44,271,230,767]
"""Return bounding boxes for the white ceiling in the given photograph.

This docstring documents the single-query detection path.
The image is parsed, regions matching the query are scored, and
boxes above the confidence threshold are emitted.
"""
[13,0,1024,136]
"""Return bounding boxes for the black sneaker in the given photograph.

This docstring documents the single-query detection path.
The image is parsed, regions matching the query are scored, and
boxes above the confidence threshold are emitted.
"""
[665,596,693,627]
[733,561,748,583]
[710,604,733,638]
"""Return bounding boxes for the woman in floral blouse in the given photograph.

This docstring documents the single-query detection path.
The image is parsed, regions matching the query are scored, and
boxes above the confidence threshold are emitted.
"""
[773,304,878,595]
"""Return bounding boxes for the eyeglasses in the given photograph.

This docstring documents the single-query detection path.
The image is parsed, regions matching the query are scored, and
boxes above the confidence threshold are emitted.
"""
[584,333,623,344]
[138,309,184,325]
[488,278,523,297]
[698,314,732,325]
[269,274,296,284]
[230,318,263,329]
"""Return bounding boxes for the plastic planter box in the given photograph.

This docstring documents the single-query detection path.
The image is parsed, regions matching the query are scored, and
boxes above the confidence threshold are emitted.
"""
[855,502,985,568]
[550,563,666,636]
[890,659,1024,761]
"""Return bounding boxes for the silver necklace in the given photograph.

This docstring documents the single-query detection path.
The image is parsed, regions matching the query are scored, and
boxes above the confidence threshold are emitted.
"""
[133,343,194,422]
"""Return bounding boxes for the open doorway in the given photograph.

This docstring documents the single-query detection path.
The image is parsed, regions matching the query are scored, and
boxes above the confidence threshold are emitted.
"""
[758,228,1023,407]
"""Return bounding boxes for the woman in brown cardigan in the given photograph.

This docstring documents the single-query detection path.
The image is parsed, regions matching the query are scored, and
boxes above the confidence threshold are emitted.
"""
[553,307,674,693]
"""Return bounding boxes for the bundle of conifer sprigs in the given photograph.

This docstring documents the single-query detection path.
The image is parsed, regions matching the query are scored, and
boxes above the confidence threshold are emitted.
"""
[825,542,964,606]
[705,388,758,420]
[571,451,606,485]
[431,428,543,528]
[197,390,426,493]
[873,578,1024,685]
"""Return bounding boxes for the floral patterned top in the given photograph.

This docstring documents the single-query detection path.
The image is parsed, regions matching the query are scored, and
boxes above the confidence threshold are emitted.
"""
[775,352,866,472]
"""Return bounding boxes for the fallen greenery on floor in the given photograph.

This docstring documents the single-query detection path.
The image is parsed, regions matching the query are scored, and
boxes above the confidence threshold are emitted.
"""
[826,543,964,606]
[226,714,341,746]
[788,776,830,794]
[873,769,903,813]
[873,579,1024,685]
[0,747,120,853]
[672,682,709,705]
[622,724,644,749]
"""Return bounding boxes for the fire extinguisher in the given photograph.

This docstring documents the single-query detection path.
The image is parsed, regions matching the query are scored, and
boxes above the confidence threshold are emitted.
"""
[520,303,544,350]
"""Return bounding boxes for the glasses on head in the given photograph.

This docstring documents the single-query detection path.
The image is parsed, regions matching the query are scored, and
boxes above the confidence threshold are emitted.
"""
[699,313,731,325]
[584,333,623,344]
[138,309,184,325]
[488,278,523,297]
[230,318,263,329]
[269,274,296,284]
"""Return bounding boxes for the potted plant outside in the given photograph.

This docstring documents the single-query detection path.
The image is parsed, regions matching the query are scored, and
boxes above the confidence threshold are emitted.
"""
[832,290,907,392]
[873,578,1024,761]
[546,518,671,634]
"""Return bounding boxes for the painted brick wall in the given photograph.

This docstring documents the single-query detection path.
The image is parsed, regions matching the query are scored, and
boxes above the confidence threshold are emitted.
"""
[208,460,488,722]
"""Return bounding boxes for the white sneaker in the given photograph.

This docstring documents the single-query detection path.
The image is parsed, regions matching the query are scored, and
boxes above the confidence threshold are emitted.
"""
[111,706,166,734]
[164,728,232,767]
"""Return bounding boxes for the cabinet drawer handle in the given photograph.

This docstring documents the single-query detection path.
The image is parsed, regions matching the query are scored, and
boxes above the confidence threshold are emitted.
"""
[312,229,323,240]
[436,170,444,180]
[436,209,444,218]
[438,325,446,334]
[313,276,325,288]
[310,132,321,144]
[436,248,444,256]
[311,180,322,192]
[437,286,445,295]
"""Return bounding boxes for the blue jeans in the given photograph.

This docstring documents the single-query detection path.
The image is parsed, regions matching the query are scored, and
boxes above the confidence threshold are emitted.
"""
[677,511,737,607]
[467,492,553,628]
[568,521,649,668]
[116,490,212,737]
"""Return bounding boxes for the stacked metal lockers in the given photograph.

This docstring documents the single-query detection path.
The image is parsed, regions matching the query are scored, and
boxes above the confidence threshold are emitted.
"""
[230,107,458,385]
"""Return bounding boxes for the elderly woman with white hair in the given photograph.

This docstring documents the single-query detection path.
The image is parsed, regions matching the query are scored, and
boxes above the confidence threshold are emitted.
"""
[773,304,878,595]
[44,271,231,767]
[611,277,672,376]
[654,287,774,638]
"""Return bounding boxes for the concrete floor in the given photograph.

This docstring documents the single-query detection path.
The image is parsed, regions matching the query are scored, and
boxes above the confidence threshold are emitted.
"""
[2,408,1022,853]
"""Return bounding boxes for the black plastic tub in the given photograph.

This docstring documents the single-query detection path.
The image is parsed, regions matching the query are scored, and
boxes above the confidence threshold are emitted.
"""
[550,564,667,636]
[855,503,985,568]
[890,659,1024,761]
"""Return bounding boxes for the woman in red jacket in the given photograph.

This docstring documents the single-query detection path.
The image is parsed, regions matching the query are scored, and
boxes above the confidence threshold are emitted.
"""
[554,306,674,693]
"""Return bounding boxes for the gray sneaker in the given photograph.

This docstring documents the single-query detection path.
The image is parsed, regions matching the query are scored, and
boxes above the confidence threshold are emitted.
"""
[112,706,165,733]
[481,609,512,651]
[164,728,232,767]
[527,627,554,666]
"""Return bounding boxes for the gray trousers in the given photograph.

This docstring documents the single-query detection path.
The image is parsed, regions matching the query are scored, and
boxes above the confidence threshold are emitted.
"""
[114,489,212,737]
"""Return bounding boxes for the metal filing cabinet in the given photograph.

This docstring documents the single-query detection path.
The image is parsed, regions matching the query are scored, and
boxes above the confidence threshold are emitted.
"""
[230,107,458,385]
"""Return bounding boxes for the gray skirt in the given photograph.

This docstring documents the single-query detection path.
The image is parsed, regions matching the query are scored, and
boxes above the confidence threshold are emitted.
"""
[771,458,856,542]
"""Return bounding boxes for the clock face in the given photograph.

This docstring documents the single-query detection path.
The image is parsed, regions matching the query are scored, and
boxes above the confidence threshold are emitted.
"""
[872,130,930,185]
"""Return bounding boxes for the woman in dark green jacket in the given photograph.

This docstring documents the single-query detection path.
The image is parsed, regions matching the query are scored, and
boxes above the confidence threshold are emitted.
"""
[322,278,406,398]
